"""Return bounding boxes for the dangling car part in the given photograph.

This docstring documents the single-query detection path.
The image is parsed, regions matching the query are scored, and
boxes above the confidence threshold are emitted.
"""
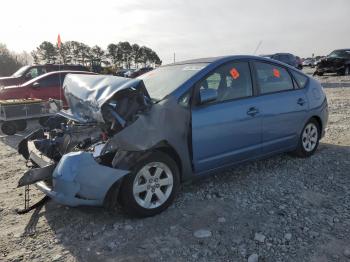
[17,56,328,217]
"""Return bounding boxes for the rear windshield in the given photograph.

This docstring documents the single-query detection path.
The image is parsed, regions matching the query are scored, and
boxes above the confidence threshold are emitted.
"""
[139,63,208,100]
[12,66,30,77]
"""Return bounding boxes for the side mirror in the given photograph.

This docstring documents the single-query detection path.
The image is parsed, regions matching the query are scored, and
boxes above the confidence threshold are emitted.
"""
[32,82,40,88]
[200,88,218,104]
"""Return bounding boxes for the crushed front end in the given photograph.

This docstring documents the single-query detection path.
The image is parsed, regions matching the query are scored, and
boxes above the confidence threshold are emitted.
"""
[17,74,153,209]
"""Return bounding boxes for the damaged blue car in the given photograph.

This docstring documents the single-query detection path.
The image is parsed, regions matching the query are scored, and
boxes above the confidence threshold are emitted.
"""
[17,56,328,217]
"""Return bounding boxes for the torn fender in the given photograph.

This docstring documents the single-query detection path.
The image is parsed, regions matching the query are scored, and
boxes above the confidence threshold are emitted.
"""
[103,99,194,181]
[36,151,129,207]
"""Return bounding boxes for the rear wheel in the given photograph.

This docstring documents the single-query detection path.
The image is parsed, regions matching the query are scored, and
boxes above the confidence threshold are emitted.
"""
[344,65,350,76]
[291,119,320,158]
[1,122,17,136]
[14,120,27,131]
[119,151,180,217]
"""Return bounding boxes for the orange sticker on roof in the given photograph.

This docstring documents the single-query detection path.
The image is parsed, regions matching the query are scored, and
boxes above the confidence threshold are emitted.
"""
[230,68,240,79]
[273,68,280,78]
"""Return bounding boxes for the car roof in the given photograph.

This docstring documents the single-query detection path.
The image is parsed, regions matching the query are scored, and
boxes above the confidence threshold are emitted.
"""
[165,55,296,66]
[24,71,95,85]
[30,64,86,67]
[333,49,350,52]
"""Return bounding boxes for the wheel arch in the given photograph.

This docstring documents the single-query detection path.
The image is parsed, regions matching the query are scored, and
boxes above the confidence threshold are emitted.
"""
[154,142,183,181]
[309,115,323,133]
[103,141,184,209]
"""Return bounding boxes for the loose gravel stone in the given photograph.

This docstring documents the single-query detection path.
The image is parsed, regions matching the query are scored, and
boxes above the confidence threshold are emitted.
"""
[343,247,350,258]
[284,233,292,241]
[218,217,226,223]
[248,253,259,262]
[254,233,266,243]
[193,229,212,238]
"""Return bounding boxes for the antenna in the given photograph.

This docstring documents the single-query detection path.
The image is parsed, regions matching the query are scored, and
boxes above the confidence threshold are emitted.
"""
[253,41,263,55]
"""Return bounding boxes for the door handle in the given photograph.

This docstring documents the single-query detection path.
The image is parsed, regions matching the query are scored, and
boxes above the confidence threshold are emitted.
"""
[247,107,259,116]
[297,98,306,106]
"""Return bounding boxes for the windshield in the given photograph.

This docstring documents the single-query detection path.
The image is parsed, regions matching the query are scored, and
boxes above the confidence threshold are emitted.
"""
[138,63,208,100]
[328,50,350,59]
[12,66,30,77]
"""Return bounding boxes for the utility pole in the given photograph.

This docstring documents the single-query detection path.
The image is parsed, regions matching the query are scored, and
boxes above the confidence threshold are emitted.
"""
[253,41,262,55]
[173,52,176,63]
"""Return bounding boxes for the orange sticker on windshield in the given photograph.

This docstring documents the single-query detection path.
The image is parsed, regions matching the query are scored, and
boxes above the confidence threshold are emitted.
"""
[230,68,240,79]
[273,68,280,78]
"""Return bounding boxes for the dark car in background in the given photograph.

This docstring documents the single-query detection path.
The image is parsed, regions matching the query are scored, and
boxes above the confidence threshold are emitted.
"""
[0,64,89,87]
[130,67,153,78]
[262,53,303,70]
[114,69,130,77]
[314,49,350,76]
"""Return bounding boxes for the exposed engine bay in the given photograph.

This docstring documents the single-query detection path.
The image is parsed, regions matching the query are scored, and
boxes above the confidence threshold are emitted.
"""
[25,81,152,164]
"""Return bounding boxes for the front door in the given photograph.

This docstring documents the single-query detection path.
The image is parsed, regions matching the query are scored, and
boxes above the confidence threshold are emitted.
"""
[191,61,262,174]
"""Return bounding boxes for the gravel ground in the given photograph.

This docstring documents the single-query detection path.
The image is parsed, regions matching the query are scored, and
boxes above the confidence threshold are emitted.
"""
[0,68,349,262]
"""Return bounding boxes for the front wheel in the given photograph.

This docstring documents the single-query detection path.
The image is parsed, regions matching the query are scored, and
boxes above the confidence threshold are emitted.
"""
[291,119,320,158]
[344,65,350,76]
[119,151,180,217]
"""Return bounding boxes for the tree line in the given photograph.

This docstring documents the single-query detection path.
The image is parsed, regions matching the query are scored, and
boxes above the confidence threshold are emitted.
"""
[31,41,162,69]
[0,44,32,76]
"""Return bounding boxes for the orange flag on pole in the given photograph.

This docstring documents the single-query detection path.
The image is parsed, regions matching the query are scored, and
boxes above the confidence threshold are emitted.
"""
[57,34,62,49]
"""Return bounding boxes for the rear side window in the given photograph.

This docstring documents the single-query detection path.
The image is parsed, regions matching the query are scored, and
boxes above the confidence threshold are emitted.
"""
[290,70,308,88]
[254,62,294,94]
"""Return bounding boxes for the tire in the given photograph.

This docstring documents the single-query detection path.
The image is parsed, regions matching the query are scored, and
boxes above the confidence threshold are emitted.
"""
[1,122,17,136]
[344,65,350,76]
[119,151,180,217]
[291,118,320,158]
[14,120,27,131]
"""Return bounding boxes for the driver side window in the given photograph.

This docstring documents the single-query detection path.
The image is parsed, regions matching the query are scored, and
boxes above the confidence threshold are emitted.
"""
[198,61,253,103]
[25,68,39,80]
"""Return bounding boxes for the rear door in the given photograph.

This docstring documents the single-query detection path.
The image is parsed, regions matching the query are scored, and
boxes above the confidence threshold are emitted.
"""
[252,61,308,154]
[191,60,262,173]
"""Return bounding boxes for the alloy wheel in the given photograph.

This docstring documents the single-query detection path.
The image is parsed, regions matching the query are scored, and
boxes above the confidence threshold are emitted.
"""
[302,123,318,152]
[133,162,174,209]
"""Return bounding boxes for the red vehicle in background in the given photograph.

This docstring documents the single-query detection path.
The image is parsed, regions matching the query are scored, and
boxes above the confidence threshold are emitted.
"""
[0,64,89,87]
[0,71,95,105]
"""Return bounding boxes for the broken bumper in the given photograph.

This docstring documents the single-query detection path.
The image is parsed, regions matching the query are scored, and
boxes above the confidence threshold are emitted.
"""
[18,149,129,207]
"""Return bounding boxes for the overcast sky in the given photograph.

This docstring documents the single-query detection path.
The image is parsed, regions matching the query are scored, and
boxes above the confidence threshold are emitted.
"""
[1,0,349,64]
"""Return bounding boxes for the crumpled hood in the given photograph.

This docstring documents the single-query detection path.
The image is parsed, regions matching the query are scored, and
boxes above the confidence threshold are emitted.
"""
[61,74,143,123]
